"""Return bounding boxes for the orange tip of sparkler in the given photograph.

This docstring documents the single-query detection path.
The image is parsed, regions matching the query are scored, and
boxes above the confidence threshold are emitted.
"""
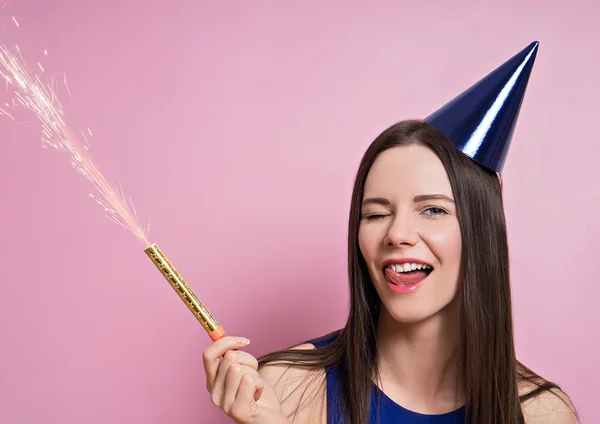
[209,326,226,341]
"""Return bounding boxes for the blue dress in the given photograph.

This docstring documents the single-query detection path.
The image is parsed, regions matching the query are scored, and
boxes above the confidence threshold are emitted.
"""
[309,330,465,424]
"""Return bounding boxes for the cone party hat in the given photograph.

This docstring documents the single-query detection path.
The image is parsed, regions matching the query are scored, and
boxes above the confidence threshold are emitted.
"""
[425,41,540,173]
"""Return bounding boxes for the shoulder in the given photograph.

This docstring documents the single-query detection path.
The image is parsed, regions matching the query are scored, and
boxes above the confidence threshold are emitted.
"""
[259,342,327,424]
[519,381,578,424]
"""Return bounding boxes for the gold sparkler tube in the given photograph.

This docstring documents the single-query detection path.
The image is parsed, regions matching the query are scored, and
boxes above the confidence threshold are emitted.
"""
[144,243,226,341]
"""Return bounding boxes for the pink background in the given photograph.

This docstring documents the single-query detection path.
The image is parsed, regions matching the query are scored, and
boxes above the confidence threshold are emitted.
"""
[0,1,597,422]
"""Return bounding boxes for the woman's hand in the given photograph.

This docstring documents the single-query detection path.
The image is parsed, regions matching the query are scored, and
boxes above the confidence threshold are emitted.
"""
[203,336,289,424]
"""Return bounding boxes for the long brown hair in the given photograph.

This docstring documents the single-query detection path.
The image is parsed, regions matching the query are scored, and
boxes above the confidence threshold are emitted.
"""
[258,120,575,423]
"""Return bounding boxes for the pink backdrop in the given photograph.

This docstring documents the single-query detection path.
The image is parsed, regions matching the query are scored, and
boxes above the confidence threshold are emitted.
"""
[0,1,596,422]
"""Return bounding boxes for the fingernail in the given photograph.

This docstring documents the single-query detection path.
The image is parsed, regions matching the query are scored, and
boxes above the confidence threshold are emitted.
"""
[236,337,250,345]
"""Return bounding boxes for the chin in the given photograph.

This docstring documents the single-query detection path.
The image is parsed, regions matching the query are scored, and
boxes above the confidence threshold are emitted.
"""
[385,306,438,325]
[379,294,458,326]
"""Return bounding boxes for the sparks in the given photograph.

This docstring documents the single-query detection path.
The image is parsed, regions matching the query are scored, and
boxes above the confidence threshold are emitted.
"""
[1,69,11,83]
[79,128,90,147]
[63,72,72,97]
[0,43,150,244]
[0,106,15,120]
[44,50,48,56]
[37,62,44,72]
[11,16,18,27]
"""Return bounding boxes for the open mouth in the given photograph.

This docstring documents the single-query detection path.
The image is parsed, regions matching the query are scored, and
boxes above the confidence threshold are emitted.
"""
[383,263,433,286]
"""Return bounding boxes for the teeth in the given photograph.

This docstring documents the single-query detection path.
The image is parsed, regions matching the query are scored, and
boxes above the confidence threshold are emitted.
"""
[389,263,432,273]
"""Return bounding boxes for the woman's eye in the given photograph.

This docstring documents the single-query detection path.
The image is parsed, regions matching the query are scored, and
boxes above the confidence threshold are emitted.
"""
[363,213,388,220]
[423,207,448,216]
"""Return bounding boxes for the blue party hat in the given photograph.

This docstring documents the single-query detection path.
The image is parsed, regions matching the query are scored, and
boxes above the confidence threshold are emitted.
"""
[425,41,539,174]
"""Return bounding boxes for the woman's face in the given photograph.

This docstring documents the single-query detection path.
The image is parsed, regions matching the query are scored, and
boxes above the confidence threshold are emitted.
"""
[358,144,462,324]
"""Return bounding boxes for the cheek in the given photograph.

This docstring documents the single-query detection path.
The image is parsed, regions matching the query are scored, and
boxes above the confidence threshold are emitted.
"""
[422,222,462,267]
[357,225,379,263]
[357,226,369,259]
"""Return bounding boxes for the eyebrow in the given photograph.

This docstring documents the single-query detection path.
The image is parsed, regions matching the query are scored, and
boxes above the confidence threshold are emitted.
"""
[361,194,455,206]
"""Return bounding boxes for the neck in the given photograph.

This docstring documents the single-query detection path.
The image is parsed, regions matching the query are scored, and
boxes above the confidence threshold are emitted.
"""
[375,299,464,413]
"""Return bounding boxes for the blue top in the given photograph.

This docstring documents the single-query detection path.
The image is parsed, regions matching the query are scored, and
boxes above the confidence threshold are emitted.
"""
[308,330,465,424]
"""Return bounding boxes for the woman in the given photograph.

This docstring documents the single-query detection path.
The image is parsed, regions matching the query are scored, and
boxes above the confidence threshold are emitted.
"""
[202,42,578,423]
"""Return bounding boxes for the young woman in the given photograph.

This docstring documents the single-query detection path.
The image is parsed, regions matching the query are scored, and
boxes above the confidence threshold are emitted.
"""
[202,42,578,423]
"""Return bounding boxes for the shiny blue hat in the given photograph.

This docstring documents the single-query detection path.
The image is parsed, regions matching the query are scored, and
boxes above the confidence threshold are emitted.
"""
[425,41,539,174]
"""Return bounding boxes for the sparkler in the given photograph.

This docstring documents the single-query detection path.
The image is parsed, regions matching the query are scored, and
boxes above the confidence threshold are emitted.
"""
[0,23,225,341]
[0,43,150,243]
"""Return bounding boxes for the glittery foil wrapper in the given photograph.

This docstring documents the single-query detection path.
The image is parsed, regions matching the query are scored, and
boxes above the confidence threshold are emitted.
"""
[145,243,225,341]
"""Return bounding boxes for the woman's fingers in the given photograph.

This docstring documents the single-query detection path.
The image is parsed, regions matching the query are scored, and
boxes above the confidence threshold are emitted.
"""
[230,369,265,419]
[222,364,260,411]
[211,349,259,395]
[202,336,285,423]
[202,336,251,390]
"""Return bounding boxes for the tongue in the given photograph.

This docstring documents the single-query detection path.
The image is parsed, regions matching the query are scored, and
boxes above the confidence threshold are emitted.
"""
[385,267,429,286]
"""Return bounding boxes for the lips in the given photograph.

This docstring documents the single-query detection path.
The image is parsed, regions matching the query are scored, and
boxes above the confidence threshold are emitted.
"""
[385,266,430,285]
[381,258,433,289]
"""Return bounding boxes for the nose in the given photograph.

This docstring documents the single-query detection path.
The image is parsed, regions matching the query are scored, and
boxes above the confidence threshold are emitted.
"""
[383,213,419,248]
